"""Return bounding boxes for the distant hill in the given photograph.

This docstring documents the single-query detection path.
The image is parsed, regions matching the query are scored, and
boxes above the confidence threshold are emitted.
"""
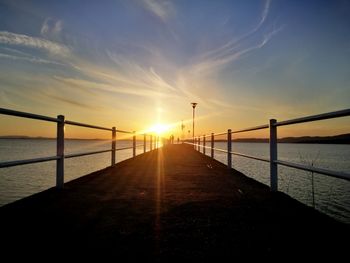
[187,133,350,144]
[234,133,350,144]
[0,135,36,139]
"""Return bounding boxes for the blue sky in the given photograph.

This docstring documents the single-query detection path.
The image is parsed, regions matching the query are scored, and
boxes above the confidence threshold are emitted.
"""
[0,0,349,137]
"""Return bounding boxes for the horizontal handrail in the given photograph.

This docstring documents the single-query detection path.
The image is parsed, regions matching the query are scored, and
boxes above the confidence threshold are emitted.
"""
[65,149,112,159]
[189,142,269,162]
[275,109,350,127]
[0,156,59,168]
[197,124,268,138]
[117,129,133,134]
[212,147,229,154]
[185,142,229,153]
[230,151,270,163]
[0,108,58,123]
[0,144,143,166]
[115,146,134,151]
[232,124,269,134]
[275,160,350,181]
[213,131,228,136]
[65,120,112,131]
[194,109,350,139]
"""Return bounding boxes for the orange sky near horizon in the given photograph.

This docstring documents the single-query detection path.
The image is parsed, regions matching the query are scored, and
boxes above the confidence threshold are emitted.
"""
[0,108,349,140]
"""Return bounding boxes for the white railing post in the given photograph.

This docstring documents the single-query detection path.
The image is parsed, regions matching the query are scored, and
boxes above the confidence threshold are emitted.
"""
[227,129,232,169]
[143,134,146,153]
[150,135,153,150]
[133,131,136,157]
[111,127,116,166]
[270,119,278,191]
[198,137,201,152]
[203,135,206,155]
[56,115,65,188]
[211,133,214,158]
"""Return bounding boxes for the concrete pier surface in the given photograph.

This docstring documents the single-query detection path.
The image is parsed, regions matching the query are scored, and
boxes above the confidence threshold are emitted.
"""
[0,144,348,259]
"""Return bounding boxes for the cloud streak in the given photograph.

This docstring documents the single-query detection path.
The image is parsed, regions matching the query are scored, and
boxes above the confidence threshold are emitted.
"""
[188,0,280,75]
[141,0,174,21]
[54,75,178,100]
[45,93,100,109]
[0,31,69,55]
[199,0,272,63]
[41,18,63,37]
[0,52,65,65]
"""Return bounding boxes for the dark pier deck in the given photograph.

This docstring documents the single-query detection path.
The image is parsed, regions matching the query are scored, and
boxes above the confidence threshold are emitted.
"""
[0,144,348,259]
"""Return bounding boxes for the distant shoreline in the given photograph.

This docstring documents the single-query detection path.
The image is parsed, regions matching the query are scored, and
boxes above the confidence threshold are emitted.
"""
[188,133,350,144]
[1,133,349,144]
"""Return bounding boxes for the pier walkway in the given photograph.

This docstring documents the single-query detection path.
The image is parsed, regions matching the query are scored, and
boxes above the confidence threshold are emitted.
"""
[0,144,348,259]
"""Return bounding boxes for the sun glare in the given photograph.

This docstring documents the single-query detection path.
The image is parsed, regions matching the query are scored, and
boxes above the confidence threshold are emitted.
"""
[149,123,170,135]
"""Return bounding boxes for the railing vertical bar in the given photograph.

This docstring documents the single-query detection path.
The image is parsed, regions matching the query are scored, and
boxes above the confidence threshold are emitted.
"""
[133,131,136,157]
[227,129,232,169]
[270,119,278,191]
[211,133,214,158]
[143,134,146,153]
[198,137,201,152]
[111,127,116,165]
[203,135,206,155]
[56,115,65,188]
[150,135,153,151]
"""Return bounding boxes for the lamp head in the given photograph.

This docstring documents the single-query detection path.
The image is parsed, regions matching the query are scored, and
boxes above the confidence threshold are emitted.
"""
[191,102,198,109]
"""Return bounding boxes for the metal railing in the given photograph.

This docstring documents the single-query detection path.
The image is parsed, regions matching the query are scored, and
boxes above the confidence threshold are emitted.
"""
[0,108,163,188]
[186,108,350,191]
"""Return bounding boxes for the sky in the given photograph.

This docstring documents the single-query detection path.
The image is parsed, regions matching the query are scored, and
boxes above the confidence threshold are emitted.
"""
[0,0,349,139]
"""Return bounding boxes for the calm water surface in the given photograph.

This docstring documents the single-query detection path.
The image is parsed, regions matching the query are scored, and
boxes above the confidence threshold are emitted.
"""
[0,139,349,223]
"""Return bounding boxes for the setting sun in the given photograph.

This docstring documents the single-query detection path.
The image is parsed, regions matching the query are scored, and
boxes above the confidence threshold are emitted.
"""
[148,123,171,135]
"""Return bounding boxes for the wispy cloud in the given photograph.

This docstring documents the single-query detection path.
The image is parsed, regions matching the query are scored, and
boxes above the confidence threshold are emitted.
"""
[199,0,272,64]
[0,31,69,55]
[41,18,63,38]
[141,0,174,21]
[0,52,65,65]
[54,75,178,99]
[260,0,271,27]
[188,0,280,75]
[45,93,100,109]
[0,90,17,108]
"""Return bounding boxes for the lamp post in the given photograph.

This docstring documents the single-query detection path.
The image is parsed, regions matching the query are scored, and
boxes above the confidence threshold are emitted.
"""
[191,102,197,144]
